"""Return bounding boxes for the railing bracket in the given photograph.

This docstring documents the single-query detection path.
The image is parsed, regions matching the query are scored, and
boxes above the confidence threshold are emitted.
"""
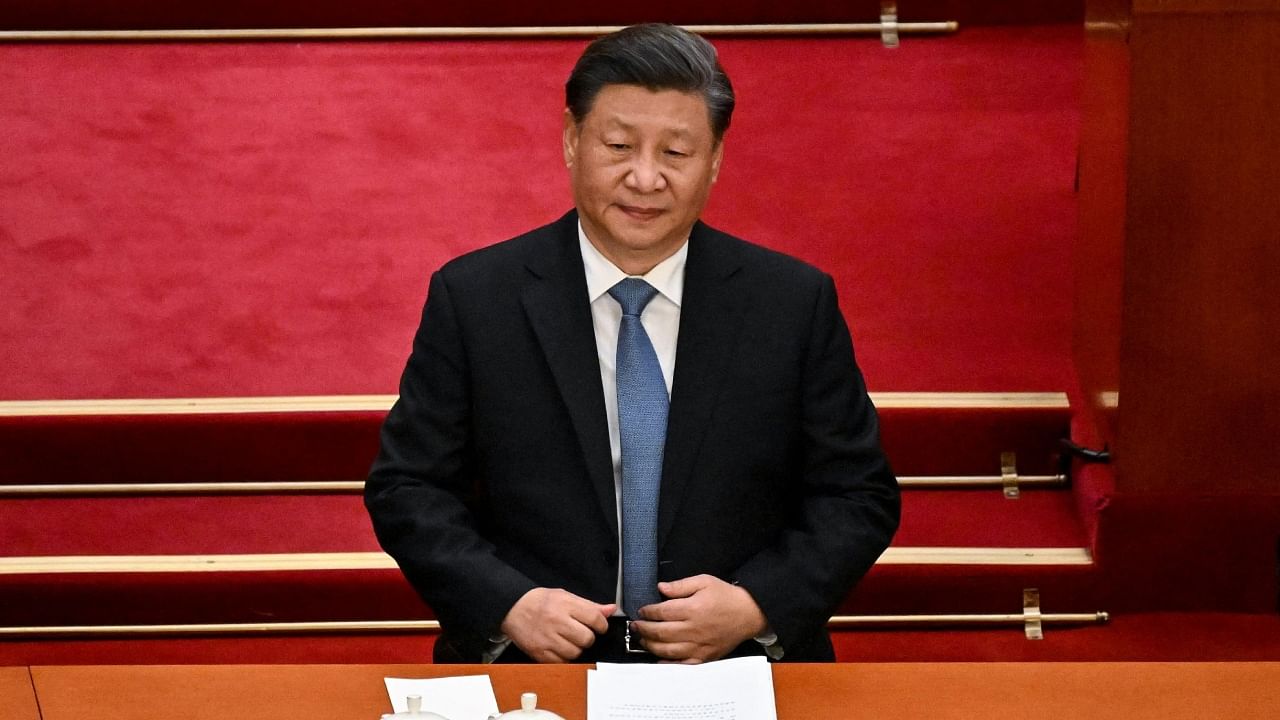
[1023,588,1044,640]
[880,2,900,47]
[1001,451,1021,499]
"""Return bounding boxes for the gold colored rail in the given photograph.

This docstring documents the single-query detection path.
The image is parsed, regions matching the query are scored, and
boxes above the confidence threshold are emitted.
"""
[0,481,367,496]
[899,474,1067,489]
[0,22,957,43]
[0,473,1068,496]
[0,620,437,637]
[0,611,1106,638]
[827,612,1109,628]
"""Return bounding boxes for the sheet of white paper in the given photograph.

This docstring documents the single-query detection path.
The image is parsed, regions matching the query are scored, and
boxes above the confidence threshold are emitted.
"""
[588,657,776,720]
[383,674,500,719]
[594,656,767,678]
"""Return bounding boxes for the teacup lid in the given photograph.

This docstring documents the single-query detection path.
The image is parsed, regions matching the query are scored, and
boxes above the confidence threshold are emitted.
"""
[492,693,564,720]
[381,695,452,720]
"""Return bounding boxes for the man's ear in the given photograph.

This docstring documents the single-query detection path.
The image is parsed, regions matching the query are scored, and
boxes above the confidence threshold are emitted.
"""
[562,109,578,167]
[710,140,725,183]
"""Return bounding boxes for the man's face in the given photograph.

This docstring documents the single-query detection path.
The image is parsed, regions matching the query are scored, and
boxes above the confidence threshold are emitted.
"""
[563,84,723,274]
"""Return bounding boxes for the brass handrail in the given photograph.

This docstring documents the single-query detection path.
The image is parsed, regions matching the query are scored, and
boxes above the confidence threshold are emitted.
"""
[0,22,957,43]
[0,611,1107,638]
[0,474,1067,496]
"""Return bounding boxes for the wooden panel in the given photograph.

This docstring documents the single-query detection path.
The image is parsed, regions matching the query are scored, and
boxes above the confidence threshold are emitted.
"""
[31,664,577,720]
[1117,5,1280,492]
[1074,0,1130,447]
[29,662,1280,720]
[1135,0,1280,11]
[0,667,39,720]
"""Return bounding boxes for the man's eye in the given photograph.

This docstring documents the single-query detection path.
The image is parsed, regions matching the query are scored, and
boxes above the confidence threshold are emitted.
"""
[607,143,630,151]
[665,149,689,158]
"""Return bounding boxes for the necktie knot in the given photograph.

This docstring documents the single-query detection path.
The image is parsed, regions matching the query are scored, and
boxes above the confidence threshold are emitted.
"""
[608,278,659,317]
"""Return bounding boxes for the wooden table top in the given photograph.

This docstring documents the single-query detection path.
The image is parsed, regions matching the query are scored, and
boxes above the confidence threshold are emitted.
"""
[0,666,38,720]
[22,661,1280,720]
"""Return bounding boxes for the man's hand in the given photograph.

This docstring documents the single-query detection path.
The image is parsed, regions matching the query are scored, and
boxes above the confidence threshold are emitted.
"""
[500,588,616,663]
[630,574,769,663]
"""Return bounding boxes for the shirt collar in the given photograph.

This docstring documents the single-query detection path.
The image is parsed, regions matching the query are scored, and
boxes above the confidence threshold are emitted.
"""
[578,220,687,307]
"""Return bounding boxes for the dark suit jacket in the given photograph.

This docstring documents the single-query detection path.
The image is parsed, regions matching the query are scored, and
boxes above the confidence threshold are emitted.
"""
[366,210,899,662]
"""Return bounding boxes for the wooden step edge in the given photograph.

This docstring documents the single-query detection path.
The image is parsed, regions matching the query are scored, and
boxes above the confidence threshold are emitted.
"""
[880,547,1093,565]
[872,392,1069,409]
[0,392,1070,417]
[0,395,399,417]
[0,547,1093,575]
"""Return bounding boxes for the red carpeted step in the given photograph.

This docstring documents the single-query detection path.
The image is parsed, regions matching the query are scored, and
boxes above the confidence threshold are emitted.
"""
[1,495,379,556]
[0,484,1099,625]
[0,632,441,667]
[0,396,1085,630]
[0,409,386,486]
[895,489,1087,547]
[1,487,1088,558]
[879,405,1069,476]
[0,396,1070,485]
[0,557,1101,625]
[0,568,427,626]
[842,561,1099,615]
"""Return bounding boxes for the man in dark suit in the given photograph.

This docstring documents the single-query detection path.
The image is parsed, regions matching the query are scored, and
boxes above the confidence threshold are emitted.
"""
[366,23,899,664]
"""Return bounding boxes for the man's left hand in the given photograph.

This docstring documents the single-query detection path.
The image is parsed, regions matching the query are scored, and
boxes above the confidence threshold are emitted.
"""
[631,574,769,663]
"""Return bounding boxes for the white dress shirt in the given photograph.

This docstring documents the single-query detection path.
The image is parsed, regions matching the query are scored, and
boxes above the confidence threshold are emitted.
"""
[578,221,686,609]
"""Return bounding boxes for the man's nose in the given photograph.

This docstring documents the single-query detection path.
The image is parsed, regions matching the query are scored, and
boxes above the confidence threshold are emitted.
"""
[624,154,668,193]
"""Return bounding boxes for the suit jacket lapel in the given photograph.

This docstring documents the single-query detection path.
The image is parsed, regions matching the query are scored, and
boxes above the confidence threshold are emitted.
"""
[520,213,619,538]
[658,222,748,548]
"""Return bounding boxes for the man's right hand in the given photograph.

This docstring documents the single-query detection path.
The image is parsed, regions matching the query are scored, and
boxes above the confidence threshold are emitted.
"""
[499,587,616,662]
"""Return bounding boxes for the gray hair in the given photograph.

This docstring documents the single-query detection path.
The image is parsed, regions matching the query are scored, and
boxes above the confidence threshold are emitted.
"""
[565,23,735,142]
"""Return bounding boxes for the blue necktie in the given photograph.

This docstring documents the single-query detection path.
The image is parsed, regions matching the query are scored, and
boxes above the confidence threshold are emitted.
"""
[609,278,667,617]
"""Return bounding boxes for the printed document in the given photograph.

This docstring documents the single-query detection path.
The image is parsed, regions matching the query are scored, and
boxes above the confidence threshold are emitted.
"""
[588,656,777,720]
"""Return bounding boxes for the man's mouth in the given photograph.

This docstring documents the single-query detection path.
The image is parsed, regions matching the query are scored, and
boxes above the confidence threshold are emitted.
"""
[617,205,665,220]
